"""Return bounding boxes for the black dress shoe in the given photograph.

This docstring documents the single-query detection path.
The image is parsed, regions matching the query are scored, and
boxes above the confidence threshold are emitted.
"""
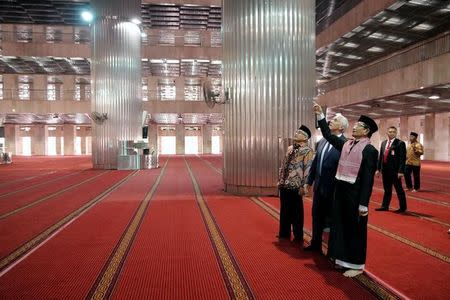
[394,209,406,213]
[292,238,303,244]
[303,245,320,252]
[375,207,389,211]
[276,235,290,240]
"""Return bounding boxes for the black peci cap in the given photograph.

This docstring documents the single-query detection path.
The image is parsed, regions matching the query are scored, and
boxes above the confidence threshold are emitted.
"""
[410,131,418,137]
[298,125,312,139]
[358,115,378,135]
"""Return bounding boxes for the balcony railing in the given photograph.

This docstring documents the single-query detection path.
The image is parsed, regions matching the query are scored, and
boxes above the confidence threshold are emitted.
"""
[0,30,222,47]
[0,89,208,102]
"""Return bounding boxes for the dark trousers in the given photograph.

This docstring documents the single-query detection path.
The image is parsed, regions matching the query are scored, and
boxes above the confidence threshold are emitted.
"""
[382,170,407,210]
[279,188,304,240]
[405,165,420,190]
[310,190,332,249]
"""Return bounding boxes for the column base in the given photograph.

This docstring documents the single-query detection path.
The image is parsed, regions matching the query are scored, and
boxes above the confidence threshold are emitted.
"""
[92,164,116,170]
[224,184,278,196]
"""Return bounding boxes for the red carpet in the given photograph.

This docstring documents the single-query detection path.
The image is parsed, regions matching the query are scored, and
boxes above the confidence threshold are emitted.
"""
[0,168,159,299]
[112,157,230,300]
[186,156,375,299]
[0,170,107,216]
[0,170,130,259]
[0,156,448,299]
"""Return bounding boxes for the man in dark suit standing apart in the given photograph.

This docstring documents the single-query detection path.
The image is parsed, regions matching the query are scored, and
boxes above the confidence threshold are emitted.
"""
[375,126,407,213]
[304,113,348,253]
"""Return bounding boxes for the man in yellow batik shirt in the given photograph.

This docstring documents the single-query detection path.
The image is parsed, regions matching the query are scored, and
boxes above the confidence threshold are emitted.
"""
[405,132,424,192]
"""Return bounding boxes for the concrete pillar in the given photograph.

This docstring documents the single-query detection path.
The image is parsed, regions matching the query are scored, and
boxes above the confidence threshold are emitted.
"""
[399,116,409,141]
[33,25,46,43]
[1,24,14,42]
[201,31,212,47]
[175,29,185,47]
[148,124,158,152]
[32,125,46,156]
[63,124,75,155]
[78,126,87,155]
[4,125,18,155]
[175,77,185,101]
[203,125,212,154]
[176,124,185,155]
[61,26,73,43]
[434,113,449,161]
[3,75,16,100]
[32,75,46,101]
[223,0,315,195]
[148,77,158,101]
[62,76,75,101]
[55,126,63,155]
[91,0,142,169]
[424,113,435,160]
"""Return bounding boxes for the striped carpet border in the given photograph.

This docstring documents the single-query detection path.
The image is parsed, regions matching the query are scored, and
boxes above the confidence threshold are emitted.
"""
[199,156,450,262]
[0,170,86,199]
[185,158,255,300]
[372,187,450,208]
[87,160,169,300]
[0,171,57,188]
[249,197,400,300]
[0,171,110,220]
[0,171,137,273]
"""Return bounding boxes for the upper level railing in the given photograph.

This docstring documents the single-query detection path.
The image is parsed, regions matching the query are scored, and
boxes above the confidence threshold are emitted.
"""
[0,89,209,102]
[0,29,222,47]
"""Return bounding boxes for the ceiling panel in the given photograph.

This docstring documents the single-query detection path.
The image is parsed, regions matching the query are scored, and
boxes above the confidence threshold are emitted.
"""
[328,84,450,120]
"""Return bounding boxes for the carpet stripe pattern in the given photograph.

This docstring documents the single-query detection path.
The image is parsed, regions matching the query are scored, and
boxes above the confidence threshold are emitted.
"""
[185,158,255,300]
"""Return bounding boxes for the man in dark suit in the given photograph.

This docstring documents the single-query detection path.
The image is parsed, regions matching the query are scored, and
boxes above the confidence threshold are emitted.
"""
[375,126,407,213]
[304,113,348,252]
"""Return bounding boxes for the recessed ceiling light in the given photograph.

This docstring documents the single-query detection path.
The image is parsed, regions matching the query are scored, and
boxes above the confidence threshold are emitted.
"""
[405,93,424,98]
[81,11,94,23]
[429,95,440,99]
[131,18,141,25]
[367,46,384,52]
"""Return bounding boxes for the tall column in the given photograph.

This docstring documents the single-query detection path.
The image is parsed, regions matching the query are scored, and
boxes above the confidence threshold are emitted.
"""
[147,124,158,152]
[55,126,62,155]
[79,126,87,155]
[203,125,212,154]
[32,125,46,156]
[3,75,16,100]
[32,75,46,101]
[223,0,315,195]
[175,77,185,101]
[63,124,75,155]
[424,113,435,160]
[399,116,409,141]
[176,124,185,155]
[4,125,18,155]
[148,78,158,101]
[91,0,142,169]
[62,75,75,101]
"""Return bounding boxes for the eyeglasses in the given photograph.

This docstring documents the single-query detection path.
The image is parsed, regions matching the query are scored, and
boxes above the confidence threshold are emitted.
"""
[355,122,369,129]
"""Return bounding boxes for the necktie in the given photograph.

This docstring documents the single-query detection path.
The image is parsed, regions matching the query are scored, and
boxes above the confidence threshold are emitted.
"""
[383,140,391,163]
[318,142,330,175]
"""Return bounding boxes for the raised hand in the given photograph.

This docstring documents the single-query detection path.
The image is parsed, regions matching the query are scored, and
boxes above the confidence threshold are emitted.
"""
[313,101,323,115]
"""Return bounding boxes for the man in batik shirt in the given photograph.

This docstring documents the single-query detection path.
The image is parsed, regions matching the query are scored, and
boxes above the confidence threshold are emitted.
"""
[278,125,314,246]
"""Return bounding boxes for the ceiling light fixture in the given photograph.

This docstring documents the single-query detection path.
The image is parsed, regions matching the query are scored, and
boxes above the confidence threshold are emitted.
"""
[81,11,94,23]
[429,95,440,100]
[131,18,141,25]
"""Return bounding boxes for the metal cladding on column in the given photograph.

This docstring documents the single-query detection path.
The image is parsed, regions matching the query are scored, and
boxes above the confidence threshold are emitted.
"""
[90,0,142,169]
[223,0,315,195]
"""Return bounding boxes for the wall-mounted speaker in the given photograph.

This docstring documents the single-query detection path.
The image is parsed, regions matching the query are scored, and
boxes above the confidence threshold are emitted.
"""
[142,126,148,139]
